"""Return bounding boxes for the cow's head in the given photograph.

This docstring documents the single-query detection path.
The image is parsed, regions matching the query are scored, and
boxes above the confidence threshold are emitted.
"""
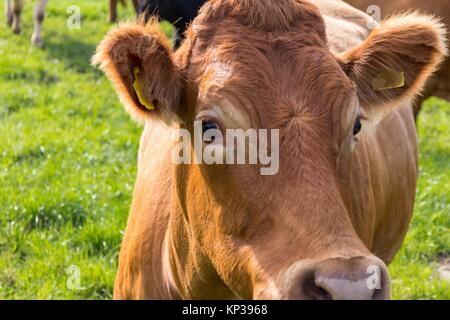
[94,0,447,299]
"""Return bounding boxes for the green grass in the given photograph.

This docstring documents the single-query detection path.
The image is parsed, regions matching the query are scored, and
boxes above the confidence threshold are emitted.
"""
[390,97,450,300]
[0,1,448,300]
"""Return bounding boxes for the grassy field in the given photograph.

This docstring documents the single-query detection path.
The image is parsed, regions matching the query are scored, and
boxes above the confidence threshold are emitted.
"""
[0,1,448,300]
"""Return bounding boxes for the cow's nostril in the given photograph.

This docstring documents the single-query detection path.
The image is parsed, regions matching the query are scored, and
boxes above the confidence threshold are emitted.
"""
[301,272,333,300]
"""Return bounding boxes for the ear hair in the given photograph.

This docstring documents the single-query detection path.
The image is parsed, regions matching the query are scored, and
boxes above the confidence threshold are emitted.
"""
[92,18,184,124]
[338,11,448,115]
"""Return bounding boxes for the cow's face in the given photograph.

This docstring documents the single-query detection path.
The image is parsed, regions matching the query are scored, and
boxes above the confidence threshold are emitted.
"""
[94,0,447,299]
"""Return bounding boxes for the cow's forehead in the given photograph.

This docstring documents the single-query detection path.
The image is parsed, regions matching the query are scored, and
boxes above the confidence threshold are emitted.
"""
[195,41,352,97]
[189,0,332,90]
[205,58,233,85]
[193,44,356,132]
[189,1,355,123]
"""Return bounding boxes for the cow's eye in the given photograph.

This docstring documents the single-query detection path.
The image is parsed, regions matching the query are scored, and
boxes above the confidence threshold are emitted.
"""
[353,118,362,136]
[202,120,219,134]
[202,120,221,144]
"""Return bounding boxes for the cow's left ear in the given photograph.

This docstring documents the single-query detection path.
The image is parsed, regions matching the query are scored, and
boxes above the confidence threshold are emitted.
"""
[338,12,447,114]
[93,21,183,124]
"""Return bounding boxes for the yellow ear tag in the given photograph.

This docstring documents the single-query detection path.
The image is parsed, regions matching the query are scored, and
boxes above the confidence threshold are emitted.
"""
[132,66,155,111]
[373,69,405,91]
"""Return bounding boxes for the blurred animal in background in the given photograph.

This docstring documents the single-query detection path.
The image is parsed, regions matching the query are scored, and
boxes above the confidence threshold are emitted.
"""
[109,0,140,23]
[140,0,205,48]
[345,0,450,119]
[5,0,48,47]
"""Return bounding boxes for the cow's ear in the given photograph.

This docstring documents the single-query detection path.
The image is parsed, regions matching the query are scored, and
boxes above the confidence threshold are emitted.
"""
[93,21,183,124]
[338,12,447,115]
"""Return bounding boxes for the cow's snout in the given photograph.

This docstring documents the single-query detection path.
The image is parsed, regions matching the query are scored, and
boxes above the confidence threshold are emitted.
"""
[280,256,390,300]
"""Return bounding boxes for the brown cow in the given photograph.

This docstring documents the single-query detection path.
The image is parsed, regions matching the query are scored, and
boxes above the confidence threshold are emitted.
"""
[345,0,450,118]
[93,0,447,299]
[5,0,48,47]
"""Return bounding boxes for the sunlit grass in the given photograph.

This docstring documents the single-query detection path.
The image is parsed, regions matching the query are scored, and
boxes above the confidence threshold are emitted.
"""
[390,97,450,300]
[0,0,141,299]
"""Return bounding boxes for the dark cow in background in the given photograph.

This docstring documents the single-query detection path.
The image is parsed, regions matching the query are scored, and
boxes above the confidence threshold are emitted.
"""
[5,0,48,47]
[139,0,205,47]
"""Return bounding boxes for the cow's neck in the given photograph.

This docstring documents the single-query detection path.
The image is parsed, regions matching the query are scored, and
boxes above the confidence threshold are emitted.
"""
[164,173,238,300]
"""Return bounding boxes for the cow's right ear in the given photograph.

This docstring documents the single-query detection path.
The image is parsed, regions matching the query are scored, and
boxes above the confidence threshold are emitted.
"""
[93,21,183,124]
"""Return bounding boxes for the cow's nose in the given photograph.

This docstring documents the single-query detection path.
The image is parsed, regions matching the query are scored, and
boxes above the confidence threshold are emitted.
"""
[294,256,390,300]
